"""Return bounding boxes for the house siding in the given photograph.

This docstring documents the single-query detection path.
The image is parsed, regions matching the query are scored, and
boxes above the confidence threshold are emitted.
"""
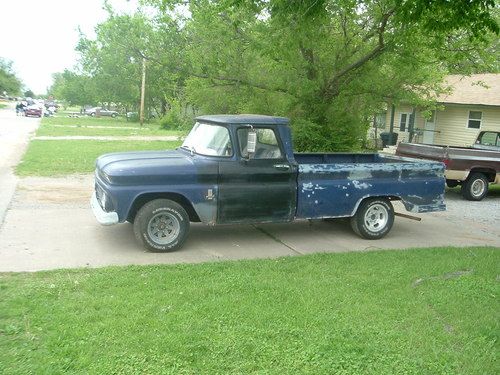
[384,104,500,146]
[433,104,500,146]
[384,105,426,143]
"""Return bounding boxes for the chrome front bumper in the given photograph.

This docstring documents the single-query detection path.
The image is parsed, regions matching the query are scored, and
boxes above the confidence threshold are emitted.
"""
[91,192,119,226]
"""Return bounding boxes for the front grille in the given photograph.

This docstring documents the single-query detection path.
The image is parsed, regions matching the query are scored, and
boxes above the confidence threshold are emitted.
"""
[95,183,105,209]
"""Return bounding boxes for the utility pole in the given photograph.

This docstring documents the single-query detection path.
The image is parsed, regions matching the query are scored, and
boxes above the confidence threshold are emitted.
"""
[139,57,146,127]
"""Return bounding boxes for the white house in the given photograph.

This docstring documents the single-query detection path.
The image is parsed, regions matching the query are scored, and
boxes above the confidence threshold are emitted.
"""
[385,73,500,146]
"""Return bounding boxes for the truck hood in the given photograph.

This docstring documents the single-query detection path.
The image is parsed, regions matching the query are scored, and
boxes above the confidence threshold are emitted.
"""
[96,149,196,185]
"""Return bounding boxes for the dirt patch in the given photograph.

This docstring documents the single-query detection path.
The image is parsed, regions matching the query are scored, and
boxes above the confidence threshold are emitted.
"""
[14,175,94,205]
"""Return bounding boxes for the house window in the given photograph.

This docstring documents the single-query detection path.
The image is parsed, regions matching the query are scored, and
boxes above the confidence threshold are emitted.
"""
[468,111,482,129]
[399,113,410,131]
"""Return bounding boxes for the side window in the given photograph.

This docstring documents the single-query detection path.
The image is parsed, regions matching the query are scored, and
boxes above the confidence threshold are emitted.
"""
[478,132,499,147]
[238,127,283,159]
[468,111,482,129]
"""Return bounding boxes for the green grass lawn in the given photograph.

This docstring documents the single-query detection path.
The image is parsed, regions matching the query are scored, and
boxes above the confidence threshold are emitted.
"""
[1,247,498,374]
[0,102,7,109]
[43,115,150,127]
[37,116,184,137]
[16,140,182,176]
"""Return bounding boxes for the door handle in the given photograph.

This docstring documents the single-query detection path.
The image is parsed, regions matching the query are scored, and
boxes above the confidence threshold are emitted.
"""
[274,164,290,171]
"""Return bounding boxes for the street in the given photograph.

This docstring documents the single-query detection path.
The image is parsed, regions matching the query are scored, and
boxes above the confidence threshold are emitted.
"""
[0,103,39,224]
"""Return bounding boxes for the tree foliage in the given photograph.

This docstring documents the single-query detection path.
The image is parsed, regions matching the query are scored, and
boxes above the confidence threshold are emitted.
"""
[0,58,22,96]
[48,70,97,107]
[51,0,498,150]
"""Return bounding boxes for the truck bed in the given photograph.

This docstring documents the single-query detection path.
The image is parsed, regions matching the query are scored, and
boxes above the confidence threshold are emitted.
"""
[396,142,500,163]
[294,152,446,219]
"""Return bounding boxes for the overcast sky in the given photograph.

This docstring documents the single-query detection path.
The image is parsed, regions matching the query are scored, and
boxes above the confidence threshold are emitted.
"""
[0,0,139,95]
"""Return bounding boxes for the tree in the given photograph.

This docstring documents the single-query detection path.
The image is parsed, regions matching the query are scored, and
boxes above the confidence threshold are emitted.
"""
[24,89,35,98]
[53,0,498,150]
[76,12,157,110]
[48,70,97,107]
[0,58,22,96]
[142,0,498,150]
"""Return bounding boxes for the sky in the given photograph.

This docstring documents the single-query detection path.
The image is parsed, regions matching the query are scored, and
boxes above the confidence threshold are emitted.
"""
[0,0,139,95]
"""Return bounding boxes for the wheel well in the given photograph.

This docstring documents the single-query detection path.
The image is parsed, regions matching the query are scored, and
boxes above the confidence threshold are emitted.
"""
[127,193,201,223]
[353,195,396,215]
[469,168,496,182]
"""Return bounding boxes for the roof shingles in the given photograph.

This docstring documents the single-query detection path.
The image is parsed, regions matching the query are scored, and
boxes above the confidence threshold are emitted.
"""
[438,73,500,107]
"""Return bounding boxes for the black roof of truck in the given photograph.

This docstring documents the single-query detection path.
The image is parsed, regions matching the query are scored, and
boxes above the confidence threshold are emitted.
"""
[196,114,289,125]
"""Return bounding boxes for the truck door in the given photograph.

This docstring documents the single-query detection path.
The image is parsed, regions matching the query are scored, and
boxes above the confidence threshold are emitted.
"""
[218,127,297,224]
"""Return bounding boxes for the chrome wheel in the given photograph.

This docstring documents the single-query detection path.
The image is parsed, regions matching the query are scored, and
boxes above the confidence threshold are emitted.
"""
[147,212,180,245]
[471,179,486,198]
[363,203,388,233]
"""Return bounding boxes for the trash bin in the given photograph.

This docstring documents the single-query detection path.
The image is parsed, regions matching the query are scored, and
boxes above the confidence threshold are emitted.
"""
[380,132,398,147]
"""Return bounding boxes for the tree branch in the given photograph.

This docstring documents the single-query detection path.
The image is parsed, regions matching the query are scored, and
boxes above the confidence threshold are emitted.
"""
[324,8,395,99]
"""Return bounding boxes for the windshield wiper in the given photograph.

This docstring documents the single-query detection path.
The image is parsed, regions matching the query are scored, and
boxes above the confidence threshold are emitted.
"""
[181,145,196,156]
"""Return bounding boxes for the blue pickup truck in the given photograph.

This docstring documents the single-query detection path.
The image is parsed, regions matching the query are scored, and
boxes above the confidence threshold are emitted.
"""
[91,115,446,252]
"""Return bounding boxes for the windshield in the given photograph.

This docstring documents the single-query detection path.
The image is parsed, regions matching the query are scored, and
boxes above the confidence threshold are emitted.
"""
[182,122,232,156]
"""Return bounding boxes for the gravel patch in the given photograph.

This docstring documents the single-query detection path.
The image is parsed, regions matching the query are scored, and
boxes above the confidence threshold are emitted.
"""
[443,187,500,227]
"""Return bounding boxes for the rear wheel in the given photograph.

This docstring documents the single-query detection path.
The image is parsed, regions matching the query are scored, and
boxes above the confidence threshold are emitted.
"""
[133,199,190,252]
[351,198,394,239]
[461,173,488,201]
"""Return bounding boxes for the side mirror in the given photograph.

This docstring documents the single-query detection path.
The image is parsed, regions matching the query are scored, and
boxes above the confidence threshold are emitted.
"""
[247,131,257,155]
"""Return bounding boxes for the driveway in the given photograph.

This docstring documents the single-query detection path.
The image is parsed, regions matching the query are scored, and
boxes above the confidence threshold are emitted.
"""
[0,173,498,272]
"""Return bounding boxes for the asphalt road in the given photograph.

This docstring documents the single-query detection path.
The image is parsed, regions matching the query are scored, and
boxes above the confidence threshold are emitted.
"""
[0,106,498,272]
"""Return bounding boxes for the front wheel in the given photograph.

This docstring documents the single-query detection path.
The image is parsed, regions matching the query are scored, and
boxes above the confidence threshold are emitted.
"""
[133,199,190,252]
[461,173,488,201]
[351,198,394,239]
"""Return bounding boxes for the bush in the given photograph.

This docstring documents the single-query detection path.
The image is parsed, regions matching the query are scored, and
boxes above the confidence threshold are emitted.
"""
[160,107,190,130]
[292,116,367,152]
[127,112,139,122]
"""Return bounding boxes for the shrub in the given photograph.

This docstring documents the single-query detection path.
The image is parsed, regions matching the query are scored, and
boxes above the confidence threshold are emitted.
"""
[159,102,191,130]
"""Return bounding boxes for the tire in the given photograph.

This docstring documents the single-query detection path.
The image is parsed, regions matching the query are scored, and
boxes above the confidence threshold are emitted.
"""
[133,199,190,252]
[446,180,459,188]
[461,173,489,201]
[350,198,394,239]
[111,113,117,118]
[90,112,95,117]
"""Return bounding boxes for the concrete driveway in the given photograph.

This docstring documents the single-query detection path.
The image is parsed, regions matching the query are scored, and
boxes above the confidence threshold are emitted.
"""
[0,105,498,272]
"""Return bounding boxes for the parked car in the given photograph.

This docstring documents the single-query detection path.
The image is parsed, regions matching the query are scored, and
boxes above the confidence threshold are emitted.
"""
[396,131,500,201]
[24,105,42,118]
[44,101,59,110]
[91,114,446,252]
[85,107,119,117]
